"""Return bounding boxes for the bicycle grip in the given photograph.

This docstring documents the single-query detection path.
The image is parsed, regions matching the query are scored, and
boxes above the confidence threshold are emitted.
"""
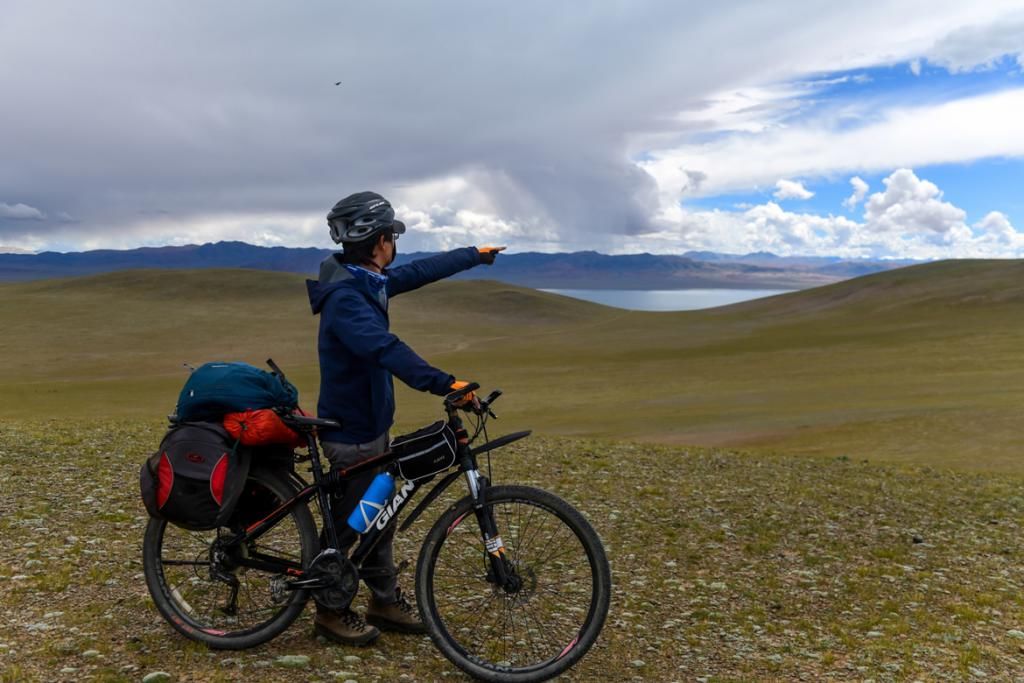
[446,382,480,403]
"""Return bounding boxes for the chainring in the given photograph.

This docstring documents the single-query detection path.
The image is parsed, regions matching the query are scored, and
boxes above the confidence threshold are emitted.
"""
[307,549,359,612]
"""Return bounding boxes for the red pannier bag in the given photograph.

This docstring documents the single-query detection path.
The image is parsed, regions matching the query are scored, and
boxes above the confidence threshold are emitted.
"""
[223,408,308,448]
[139,421,249,530]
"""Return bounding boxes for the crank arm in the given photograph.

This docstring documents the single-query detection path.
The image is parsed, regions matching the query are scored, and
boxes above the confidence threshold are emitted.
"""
[285,577,334,590]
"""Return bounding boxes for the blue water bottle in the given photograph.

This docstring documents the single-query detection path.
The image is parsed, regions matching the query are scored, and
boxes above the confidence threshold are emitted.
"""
[347,472,395,533]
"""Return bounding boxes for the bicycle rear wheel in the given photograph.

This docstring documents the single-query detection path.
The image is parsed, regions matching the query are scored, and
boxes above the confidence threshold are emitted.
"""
[142,467,318,649]
[416,485,611,682]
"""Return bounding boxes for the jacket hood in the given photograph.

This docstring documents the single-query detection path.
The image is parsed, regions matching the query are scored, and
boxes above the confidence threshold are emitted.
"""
[307,254,355,314]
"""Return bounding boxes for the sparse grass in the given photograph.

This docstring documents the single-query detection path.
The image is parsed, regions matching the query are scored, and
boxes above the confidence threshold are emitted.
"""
[2,422,1024,680]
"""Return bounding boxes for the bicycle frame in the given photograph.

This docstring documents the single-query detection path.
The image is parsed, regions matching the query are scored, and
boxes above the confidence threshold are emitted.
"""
[222,404,531,591]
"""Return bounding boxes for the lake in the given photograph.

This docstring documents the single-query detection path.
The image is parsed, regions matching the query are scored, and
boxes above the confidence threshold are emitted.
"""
[541,288,793,312]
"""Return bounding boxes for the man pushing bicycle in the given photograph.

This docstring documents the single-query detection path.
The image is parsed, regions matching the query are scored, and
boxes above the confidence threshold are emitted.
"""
[305,191,504,646]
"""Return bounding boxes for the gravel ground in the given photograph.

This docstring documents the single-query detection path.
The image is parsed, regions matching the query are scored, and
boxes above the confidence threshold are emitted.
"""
[3,420,1024,682]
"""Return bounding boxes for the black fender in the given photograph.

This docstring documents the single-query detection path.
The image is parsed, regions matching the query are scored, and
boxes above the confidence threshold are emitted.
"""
[470,430,531,457]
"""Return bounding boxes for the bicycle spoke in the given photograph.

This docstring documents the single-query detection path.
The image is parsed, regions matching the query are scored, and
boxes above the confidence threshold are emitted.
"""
[429,495,602,672]
[510,501,538,565]
[519,598,560,660]
[522,543,589,577]
[515,508,549,564]
[521,516,575,559]
[148,473,315,641]
[434,501,577,663]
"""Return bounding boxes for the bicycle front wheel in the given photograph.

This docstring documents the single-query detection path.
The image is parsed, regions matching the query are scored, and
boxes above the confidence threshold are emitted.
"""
[416,485,611,682]
[142,467,318,649]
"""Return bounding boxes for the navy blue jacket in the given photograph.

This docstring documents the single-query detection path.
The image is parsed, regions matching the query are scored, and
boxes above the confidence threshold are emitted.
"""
[306,247,483,444]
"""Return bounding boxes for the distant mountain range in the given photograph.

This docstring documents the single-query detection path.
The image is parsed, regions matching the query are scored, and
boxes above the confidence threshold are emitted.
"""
[0,241,914,289]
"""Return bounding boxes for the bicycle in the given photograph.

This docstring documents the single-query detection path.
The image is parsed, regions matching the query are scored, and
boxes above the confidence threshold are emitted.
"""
[142,361,611,682]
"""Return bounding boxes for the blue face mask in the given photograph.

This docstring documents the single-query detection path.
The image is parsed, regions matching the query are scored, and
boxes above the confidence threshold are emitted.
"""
[344,264,389,310]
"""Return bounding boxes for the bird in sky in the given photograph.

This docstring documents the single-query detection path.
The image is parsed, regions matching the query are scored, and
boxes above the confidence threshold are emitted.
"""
[334,81,342,86]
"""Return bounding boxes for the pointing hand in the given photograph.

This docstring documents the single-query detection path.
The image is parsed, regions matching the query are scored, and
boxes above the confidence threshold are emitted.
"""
[478,246,506,265]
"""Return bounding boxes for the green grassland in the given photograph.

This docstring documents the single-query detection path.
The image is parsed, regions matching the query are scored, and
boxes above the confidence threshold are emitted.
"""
[2,260,1023,471]
[3,261,1024,681]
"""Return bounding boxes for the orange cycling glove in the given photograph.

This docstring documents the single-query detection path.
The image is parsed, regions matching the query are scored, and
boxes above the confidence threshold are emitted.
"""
[478,246,506,265]
[449,380,477,407]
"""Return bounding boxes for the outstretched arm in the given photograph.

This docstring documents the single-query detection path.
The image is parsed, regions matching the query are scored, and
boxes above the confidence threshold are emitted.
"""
[327,290,454,395]
[386,246,503,297]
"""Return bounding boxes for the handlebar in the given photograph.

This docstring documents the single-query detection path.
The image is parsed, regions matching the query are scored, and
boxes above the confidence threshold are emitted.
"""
[480,389,502,409]
[445,384,503,419]
[444,382,480,406]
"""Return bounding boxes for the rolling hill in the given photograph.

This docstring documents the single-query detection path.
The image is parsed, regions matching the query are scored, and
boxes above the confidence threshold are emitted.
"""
[0,240,899,289]
[1,260,1022,470]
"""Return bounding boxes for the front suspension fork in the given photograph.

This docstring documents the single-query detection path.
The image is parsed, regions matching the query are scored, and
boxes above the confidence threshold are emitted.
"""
[465,468,514,588]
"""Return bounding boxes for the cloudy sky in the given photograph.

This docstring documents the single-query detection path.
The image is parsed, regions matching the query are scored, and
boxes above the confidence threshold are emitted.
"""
[2,1,1024,258]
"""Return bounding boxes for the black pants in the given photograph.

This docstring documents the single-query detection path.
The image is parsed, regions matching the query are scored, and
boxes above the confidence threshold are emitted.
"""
[321,433,398,608]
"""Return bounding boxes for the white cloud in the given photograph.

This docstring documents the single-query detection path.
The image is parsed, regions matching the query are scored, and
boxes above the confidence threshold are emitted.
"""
[843,176,869,210]
[671,84,810,135]
[925,16,1024,72]
[11,167,1020,261]
[0,202,45,220]
[62,174,564,254]
[970,211,1022,254]
[635,168,1024,259]
[862,169,965,235]
[773,179,814,201]
[910,59,922,76]
[974,210,1015,237]
[5,2,1024,256]
[681,170,708,196]
[59,211,330,252]
[397,205,556,252]
[639,88,1024,200]
[387,171,563,252]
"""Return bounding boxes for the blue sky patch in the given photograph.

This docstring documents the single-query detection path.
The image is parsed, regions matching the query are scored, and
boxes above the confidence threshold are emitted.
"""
[685,157,1024,229]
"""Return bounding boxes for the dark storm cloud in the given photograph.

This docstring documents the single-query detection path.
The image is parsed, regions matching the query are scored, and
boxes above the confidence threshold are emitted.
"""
[0,0,1006,250]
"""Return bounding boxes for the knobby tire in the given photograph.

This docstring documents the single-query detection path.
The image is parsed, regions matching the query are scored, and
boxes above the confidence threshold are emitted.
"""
[142,467,318,650]
[415,485,611,682]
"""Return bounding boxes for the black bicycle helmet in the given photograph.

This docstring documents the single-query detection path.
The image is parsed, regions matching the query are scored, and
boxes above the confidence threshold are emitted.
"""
[327,191,407,244]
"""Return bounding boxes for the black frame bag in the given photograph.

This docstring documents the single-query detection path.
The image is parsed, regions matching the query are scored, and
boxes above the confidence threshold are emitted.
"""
[391,420,458,482]
[140,422,250,530]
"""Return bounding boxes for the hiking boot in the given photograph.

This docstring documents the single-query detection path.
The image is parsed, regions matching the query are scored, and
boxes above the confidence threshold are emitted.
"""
[366,587,426,634]
[314,608,380,646]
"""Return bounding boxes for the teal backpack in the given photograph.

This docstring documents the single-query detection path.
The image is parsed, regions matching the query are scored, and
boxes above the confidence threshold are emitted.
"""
[176,361,299,421]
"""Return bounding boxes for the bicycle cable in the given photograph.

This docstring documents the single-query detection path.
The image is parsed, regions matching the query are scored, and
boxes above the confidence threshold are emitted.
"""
[483,421,492,481]
[465,409,494,481]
